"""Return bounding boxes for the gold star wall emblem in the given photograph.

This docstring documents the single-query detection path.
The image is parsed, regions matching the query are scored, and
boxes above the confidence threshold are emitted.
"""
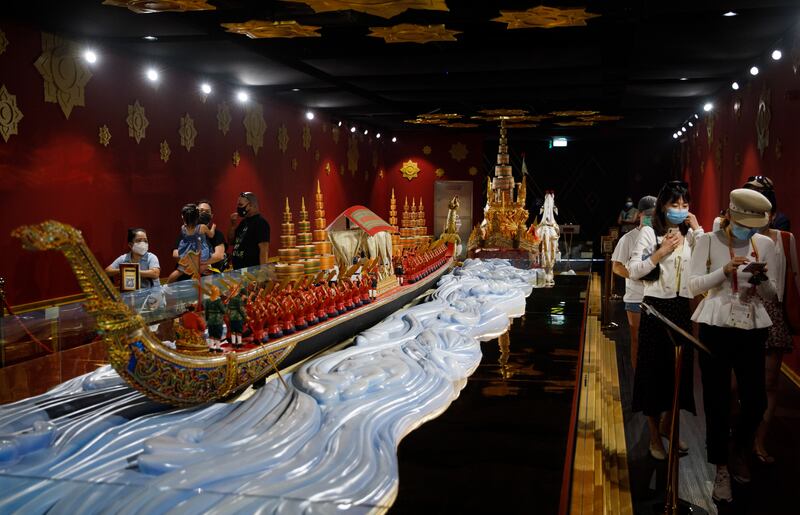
[277,124,289,153]
[468,166,478,176]
[126,100,149,143]
[35,33,92,119]
[493,6,599,29]
[0,30,8,55]
[325,162,331,175]
[179,113,197,151]
[347,135,360,175]
[302,123,312,151]
[435,168,445,177]
[378,169,384,179]
[217,101,231,135]
[221,20,322,39]
[102,0,215,13]
[160,140,171,163]
[244,103,267,155]
[332,126,340,144]
[400,160,420,181]
[280,0,449,19]
[369,24,460,44]
[423,145,432,155]
[232,150,241,167]
[292,157,299,170]
[98,125,111,147]
[449,142,468,161]
[315,149,320,162]
[0,85,23,142]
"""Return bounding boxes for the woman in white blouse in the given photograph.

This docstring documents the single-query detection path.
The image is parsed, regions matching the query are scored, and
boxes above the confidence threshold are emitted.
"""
[688,188,776,503]
[628,180,703,461]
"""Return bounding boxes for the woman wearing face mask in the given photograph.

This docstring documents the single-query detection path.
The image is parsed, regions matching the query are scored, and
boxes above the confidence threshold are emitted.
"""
[105,228,161,289]
[688,189,776,503]
[628,180,703,461]
[618,196,640,234]
[197,199,227,272]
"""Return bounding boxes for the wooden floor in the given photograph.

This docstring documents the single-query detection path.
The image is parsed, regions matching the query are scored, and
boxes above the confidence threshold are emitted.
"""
[606,297,800,515]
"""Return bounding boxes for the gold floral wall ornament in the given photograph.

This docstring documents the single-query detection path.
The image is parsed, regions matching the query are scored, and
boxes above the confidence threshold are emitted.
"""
[277,124,289,154]
[221,20,322,39]
[331,126,340,143]
[302,123,312,151]
[493,6,600,29]
[706,114,715,149]
[756,87,771,157]
[400,160,420,181]
[315,149,320,162]
[232,150,241,167]
[291,157,298,171]
[468,166,478,176]
[98,125,111,147]
[0,29,8,55]
[368,24,461,44]
[34,33,92,119]
[280,0,449,18]
[179,113,197,152]
[775,138,782,160]
[244,102,267,155]
[435,167,445,177]
[325,162,331,175]
[449,142,468,161]
[0,85,23,142]
[378,169,384,179]
[550,110,599,117]
[102,0,216,13]
[217,101,231,135]
[347,135,360,174]
[423,145,432,155]
[126,100,149,143]
[339,163,345,176]
[160,140,171,163]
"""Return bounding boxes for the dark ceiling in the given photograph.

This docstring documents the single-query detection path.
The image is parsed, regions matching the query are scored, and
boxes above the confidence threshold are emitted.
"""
[6,1,800,138]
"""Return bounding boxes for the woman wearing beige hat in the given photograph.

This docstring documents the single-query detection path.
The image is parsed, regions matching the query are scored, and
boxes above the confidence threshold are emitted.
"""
[688,188,777,503]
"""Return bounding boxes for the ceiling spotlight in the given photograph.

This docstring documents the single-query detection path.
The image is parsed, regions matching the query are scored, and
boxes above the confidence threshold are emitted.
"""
[236,90,249,103]
[200,83,212,95]
[143,35,158,41]
[723,11,737,17]
[673,133,679,139]
[292,88,300,92]
[350,126,356,133]
[750,66,759,76]
[305,111,315,120]
[688,121,693,127]
[391,136,397,143]
[772,49,782,61]
[703,102,713,112]
[731,81,740,90]
[83,49,98,64]
[679,77,688,81]
[376,133,381,139]
[146,68,159,82]
[338,121,343,127]
[694,114,699,119]
[363,129,369,135]
[681,126,686,132]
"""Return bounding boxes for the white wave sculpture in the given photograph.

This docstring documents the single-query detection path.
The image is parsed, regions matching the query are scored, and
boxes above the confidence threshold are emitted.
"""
[0,259,536,514]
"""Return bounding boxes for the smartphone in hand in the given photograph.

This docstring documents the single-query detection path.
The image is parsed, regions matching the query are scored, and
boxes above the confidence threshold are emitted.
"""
[666,227,680,237]
[742,262,766,274]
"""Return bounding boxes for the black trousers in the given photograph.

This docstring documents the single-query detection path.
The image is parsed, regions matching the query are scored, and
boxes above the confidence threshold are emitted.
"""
[698,324,768,465]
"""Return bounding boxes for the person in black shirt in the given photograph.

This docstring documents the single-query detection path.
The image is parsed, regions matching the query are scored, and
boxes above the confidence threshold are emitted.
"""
[197,200,227,271]
[228,191,270,270]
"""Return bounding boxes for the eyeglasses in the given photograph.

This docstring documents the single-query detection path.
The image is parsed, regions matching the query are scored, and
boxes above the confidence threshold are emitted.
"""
[746,175,774,189]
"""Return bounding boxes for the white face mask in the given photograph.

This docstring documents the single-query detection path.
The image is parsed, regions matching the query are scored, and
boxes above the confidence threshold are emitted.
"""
[132,241,149,255]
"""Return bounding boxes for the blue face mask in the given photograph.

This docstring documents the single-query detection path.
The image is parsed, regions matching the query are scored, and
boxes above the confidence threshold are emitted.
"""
[641,215,653,227]
[665,208,689,225]
[730,223,758,241]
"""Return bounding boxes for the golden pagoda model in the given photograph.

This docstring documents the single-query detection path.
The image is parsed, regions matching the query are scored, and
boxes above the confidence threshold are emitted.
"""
[277,198,304,281]
[468,120,538,252]
[312,181,335,272]
[389,189,402,257]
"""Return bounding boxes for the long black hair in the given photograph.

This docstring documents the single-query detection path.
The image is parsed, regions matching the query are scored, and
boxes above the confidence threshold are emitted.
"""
[652,180,691,237]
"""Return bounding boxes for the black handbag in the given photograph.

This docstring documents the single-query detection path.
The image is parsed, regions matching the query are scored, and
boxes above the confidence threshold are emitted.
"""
[641,239,661,282]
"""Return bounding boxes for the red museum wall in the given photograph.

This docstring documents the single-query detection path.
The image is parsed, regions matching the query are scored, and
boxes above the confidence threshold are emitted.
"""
[681,55,800,378]
[370,133,487,233]
[0,24,382,306]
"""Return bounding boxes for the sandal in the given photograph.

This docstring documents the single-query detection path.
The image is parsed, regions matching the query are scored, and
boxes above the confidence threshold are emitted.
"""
[754,451,775,465]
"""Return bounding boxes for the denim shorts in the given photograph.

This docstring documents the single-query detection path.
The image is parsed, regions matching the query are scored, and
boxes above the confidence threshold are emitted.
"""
[624,302,641,313]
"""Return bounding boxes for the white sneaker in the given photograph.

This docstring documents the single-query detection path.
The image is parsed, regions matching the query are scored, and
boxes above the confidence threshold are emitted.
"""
[712,468,732,503]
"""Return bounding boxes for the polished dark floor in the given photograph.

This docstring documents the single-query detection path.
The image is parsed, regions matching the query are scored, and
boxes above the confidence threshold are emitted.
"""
[606,297,800,515]
[391,275,589,514]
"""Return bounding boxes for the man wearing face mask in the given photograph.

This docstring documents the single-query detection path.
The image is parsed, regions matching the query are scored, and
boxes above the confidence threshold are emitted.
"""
[617,196,640,234]
[197,200,227,272]
[105,228,161,289]
[611,195,656,369]
[229,191,270,270]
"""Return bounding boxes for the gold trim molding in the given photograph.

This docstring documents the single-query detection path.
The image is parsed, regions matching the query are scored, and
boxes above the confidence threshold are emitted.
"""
[222,20,321,39]
[281,0,449,19]
[102,0,215,13]
[493,6,599,29]
[369,24,460,44]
